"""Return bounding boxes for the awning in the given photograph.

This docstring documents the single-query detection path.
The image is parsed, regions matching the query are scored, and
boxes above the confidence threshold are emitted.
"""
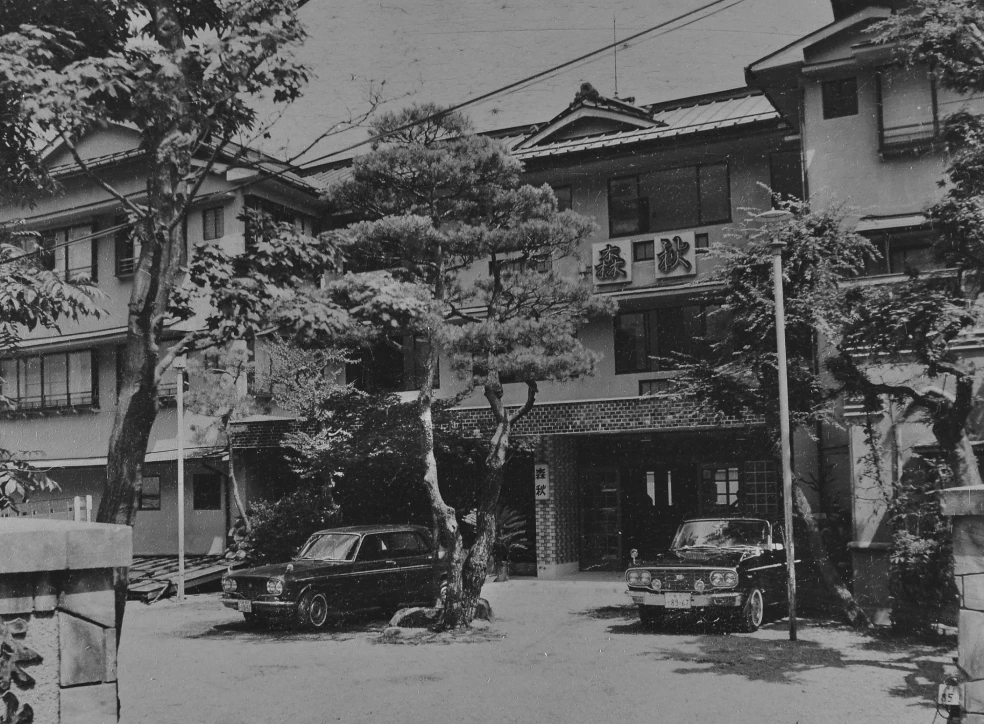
[22,446,220,469]
[854,214,929,234]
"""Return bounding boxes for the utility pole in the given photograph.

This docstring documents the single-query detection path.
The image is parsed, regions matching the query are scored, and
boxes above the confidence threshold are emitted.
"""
[759,208,797,641]
[175,355,187,603]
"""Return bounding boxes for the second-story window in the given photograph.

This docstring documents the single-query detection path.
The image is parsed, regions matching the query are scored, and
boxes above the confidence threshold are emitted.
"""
[346,335,436,393]
[202,206,225,241]
[114,216,140,276]
[822,77,858,119]
[614,305,720,374]
[609,176,649,237]
[769,150,804,204]
[609,164,730,237]
[862,231,945,276]
[42,224,97,282]
[551,185,572,212]
[0,349,99,411]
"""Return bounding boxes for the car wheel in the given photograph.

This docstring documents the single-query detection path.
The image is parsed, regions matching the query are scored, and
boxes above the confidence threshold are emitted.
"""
[737,588,765,633]
[638,606,664,629]
[434,577,448,608]
[296,591,330,630]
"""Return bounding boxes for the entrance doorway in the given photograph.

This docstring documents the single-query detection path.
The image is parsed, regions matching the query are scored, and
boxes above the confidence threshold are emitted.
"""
[576,432,775,570]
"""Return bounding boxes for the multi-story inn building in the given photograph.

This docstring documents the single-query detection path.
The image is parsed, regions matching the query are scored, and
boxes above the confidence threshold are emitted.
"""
[0,125,324,556]
[8,1,981,619]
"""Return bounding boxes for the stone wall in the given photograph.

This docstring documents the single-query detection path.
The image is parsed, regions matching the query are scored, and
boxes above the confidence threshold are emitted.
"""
[940,486,984,724]
[0,519,131,724]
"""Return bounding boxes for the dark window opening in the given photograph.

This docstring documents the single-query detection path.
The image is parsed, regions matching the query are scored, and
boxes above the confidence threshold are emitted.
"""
[139,475,161,511]
[614,305,720,374]
[0,349,99,411]
[346,336,437,393]
[695,233,710,250]
[608,176,650,237]
[861,231,944,276]
[114,215,139,276]
[41,223,97,282]
[822,77,858,119]
[769,150,804,205]
[633,240,655,262]
[551,185,572,212]
[193,473,222,511]
[202,206,225,241]
[610,164,730,238]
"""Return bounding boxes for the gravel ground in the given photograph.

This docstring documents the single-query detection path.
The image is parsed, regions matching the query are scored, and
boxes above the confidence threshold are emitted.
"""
[118,579,955,724]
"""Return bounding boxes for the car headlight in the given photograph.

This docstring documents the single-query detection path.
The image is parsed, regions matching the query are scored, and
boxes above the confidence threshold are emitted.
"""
[627,570,641,585]
[694,579,706,592]
[650,578,661,591]
[266,578,284,596]
[638,570,652,586]
[709,570,738,588]
[222,577,237,593]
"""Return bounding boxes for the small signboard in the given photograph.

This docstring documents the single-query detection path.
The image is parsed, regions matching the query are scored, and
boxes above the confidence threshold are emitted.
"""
[591,240,632,285]
[534,464,551,500]
[654,230,697,279]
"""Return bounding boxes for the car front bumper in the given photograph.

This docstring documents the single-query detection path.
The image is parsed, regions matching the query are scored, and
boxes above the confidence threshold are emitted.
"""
[626,590,744,609]
[221,595,295,615]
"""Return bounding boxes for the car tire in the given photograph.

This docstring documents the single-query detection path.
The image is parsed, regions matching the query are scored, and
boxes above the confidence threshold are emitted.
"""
[737,588,765,633]
[296,591,330,630]
[434,577,448,608]
[638,606,664,628]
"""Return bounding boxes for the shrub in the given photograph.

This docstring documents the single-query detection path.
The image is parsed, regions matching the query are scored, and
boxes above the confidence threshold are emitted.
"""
[889,457,958,633]
[227,487,341,566]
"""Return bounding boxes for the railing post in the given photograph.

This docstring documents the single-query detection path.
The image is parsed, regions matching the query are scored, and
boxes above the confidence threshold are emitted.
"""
[73,496,81,522]
[85,495,93,522]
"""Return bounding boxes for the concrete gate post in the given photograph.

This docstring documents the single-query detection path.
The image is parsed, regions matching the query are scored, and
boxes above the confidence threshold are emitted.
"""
[0,518,131,724]
[941,486,984,723]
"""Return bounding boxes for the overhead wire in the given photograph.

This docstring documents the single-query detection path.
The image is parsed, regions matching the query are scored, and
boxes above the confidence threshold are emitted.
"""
[2,0,752,267]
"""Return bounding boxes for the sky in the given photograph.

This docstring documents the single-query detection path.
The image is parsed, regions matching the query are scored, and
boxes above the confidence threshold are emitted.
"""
[253,0,835,167]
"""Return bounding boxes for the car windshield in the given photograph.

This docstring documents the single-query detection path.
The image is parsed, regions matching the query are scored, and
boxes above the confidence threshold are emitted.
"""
[297,533,360,561]
[671,520,770,550]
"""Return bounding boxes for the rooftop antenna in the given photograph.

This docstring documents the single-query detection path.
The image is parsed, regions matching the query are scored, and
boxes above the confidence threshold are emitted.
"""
[613,14,619,98]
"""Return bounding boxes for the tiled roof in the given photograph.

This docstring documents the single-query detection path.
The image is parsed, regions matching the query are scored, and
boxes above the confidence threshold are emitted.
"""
[306,163,354,190]
[512,91,780,160]
[229,416,303,449]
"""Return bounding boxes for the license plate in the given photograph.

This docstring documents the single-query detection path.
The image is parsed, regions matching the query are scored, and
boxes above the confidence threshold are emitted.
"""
[237,600,252,613]
[665,593,692,609]
[938,684,961,706]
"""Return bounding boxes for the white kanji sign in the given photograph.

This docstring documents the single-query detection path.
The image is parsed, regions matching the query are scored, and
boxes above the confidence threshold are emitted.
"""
[534,464,551,500]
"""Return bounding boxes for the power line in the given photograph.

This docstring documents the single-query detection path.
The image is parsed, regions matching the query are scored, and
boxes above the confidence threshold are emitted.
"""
[3,0,753,266]
[294,0,749,171]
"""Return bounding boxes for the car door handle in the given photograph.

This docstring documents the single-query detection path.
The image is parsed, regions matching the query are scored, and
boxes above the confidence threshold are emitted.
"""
[383,560,398,567]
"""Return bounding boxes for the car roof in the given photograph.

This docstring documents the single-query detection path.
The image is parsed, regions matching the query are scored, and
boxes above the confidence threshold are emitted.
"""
[309,524,430,535]
[681,517,770,523]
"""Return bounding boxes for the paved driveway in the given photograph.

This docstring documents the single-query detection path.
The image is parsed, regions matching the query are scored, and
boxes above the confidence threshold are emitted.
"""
[118,579,952,724]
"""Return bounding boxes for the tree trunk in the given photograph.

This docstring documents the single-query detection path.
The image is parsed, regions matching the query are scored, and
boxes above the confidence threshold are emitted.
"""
[228,444,251,532]
[460,413,510,614]
[793,482,870,628]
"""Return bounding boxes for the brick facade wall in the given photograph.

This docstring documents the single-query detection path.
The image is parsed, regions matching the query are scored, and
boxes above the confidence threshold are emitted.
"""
[449,395,763,438]
[534,436,580,570]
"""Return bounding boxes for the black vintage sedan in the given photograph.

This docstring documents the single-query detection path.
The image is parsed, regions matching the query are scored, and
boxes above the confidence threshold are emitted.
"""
[624,517,788,632]
[221,524,444,629]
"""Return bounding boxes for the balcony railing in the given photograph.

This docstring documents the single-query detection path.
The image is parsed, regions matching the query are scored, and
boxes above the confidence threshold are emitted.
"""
[0,390,98,415]
[116,256,137,276]
[880,120,937,154]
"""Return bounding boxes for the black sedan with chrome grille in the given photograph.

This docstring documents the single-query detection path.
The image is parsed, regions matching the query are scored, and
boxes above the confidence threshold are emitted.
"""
[624,517,787,632]
[221,524,444,629]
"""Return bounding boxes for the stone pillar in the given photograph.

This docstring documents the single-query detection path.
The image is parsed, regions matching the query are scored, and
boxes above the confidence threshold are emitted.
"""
[940,485,984,724]
[534,435,580,578]
[0,519,131,724]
